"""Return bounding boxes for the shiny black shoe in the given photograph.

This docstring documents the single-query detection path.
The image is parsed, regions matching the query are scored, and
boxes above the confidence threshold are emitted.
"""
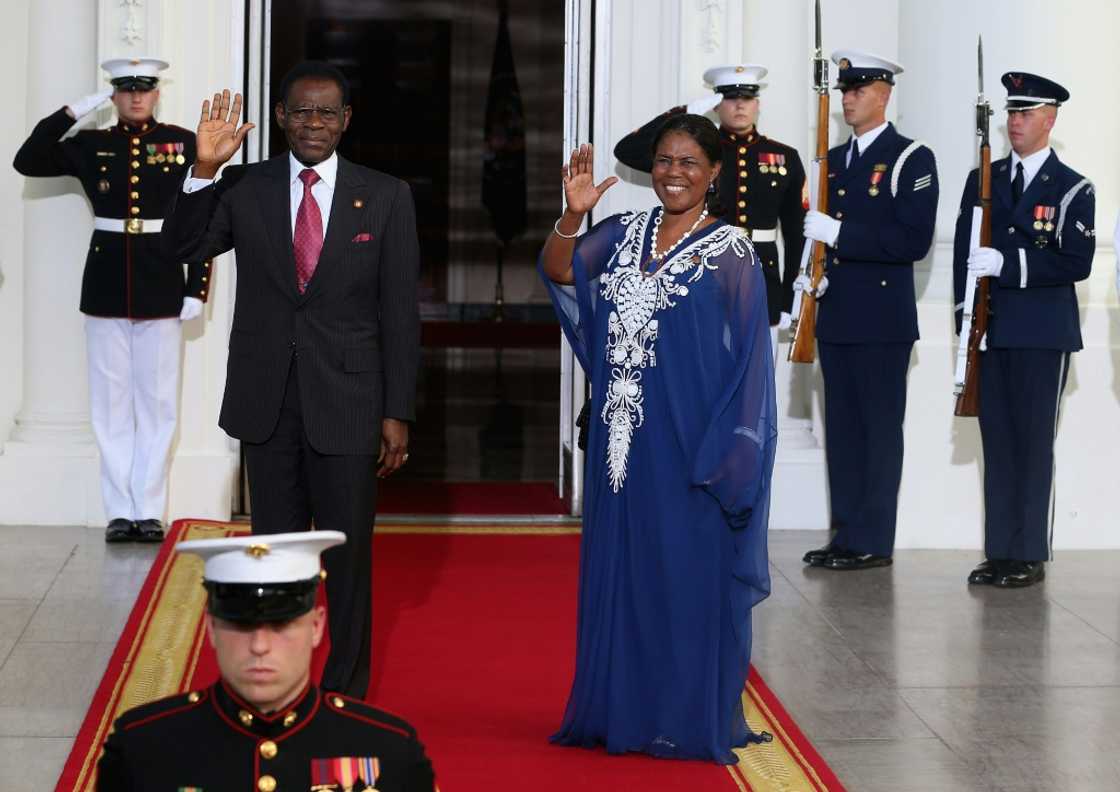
[822,549,893,571]
[134,519,165,543]
[105,518,135,543]
[967,559,1001,585]
[802,544,837,567]
[993,560,1045,588]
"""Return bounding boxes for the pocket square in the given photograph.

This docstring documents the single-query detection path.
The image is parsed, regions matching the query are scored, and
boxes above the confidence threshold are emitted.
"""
[352,232,373,243]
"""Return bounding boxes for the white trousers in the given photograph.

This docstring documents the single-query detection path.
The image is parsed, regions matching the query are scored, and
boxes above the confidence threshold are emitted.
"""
[84,316,182,522]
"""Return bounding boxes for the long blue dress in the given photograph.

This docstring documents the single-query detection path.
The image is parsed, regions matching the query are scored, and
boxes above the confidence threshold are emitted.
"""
[541,208,777,764]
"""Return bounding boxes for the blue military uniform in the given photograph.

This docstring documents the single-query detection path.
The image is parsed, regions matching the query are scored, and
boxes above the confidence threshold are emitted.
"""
[953,73,1094,582]
[805,51,939,566]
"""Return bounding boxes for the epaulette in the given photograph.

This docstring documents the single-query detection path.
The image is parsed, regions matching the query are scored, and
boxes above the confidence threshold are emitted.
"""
[323,693,418,740]
[116,688,209,733]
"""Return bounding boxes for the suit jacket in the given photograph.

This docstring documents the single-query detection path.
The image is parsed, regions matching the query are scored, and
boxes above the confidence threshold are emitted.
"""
[162,153,421,454]
[13,108,205,318]
[816,123,939,344]
[96,682,435,792]
[952,151,1095,352]
[613,107,807,323]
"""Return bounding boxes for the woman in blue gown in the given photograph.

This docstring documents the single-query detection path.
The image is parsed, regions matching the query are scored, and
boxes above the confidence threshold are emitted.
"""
[539,114,777,764]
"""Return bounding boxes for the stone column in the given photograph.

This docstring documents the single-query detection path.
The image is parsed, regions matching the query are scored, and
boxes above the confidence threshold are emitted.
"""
[8,0,98,447]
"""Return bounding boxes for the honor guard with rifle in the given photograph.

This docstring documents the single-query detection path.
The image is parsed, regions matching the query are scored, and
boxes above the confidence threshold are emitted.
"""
[953,72,1095,588]
[13,57,205,543]
[613,63,807,338]
[799,50,939,571]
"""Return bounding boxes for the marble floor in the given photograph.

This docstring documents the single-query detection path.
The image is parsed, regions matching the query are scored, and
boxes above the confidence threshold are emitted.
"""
[2,525,1119,791]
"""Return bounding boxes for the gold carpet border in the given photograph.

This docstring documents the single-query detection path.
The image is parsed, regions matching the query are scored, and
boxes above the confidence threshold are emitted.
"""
[74,523,246,792]
[728,684,826,792]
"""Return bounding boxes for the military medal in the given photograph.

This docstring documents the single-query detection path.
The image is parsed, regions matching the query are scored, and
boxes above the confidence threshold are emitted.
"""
[777,154,787,176]
[1043,206,1055,232]
[868,170,883,197]
[174,142,186,165]
[758,152,769,174]
[146,144,157,165]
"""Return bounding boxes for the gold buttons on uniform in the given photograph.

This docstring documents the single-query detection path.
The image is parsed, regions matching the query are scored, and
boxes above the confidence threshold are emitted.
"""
[131,137,140,145]
[131,191,139,199]
[131,148,140,156]
[283,711,297,727]
[738,159,746,167]
[130,206,141,215]
[259,740,278,759]
[738,147,747,155]
[99,165,107,173]
[200,290,207,297]
[739,214,747,223]
[238,709,254,726]
[739,170,747,178]
[880,280,887,286]
[130,160,140,169]
[202,276,208,282]
[837,188,846,196]
[835,212,843,219]
[737,200,746,208]
[187,691,200,703]
[331,696,345,708]
[130,175,139,184]
[738,185,747,193]
[258,775,277,792]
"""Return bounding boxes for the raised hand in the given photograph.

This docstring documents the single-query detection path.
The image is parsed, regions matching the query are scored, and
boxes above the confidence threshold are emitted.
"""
[562,144,618,215]
[195,89,255,177]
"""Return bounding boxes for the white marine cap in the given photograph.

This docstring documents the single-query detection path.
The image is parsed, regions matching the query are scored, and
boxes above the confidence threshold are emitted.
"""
[830,50,903,88]
[179,530,346,584]
[100,57,170,90]
[702,64,769,97]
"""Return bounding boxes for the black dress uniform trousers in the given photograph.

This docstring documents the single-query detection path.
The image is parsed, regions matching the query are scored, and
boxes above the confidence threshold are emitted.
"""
[244,358,376,697]
[978,348,1070,562]
[819,341,912,558]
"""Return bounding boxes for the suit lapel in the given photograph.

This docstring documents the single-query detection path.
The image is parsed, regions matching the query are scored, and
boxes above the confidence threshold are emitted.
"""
[258,155,300,300]
[300,156,368,304]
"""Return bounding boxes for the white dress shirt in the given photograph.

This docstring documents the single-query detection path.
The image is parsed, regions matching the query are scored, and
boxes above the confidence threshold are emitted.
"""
[845,120,889,167]
[1010,146,1051,193]
[182,151,339,238]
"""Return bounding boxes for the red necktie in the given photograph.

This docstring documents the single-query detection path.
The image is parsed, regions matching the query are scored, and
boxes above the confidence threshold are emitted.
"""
[294,168,323,293]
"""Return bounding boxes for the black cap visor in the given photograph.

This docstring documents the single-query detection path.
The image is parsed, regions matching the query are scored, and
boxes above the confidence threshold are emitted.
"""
[204,578,319,624]
[835,68,895,91]
[717,85,759,100]
[111,76,159,92]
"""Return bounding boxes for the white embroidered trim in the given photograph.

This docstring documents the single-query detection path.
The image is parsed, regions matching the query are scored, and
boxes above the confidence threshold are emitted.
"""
[1019,248,1028,288]
[891,140,931,197]
[1056,178,1092,246]
[598,210,753,492]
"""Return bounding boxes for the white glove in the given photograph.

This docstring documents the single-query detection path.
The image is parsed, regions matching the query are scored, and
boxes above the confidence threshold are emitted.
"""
[967,247,1004,278]
[777,312,792,330]
[794,273,829,299]
[804,210,841,247]
[685,93,723,116]
[67,88,114,119]
[179,297,204,321]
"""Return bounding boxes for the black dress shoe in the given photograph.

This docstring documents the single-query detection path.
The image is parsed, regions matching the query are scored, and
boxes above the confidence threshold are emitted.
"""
[822,549,893,571]
[967,559,1001,585]
[105,518,135,543]
[803,544,837,567]
[134,519,165,543]
[993,560,1045,588]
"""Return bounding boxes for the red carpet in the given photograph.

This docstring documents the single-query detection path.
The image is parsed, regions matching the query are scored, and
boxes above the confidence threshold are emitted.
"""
[57,521,845,792]
[377,481,570,515]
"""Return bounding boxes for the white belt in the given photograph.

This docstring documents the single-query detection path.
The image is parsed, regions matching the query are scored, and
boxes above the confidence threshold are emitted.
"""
[749,228,777,243]
[93,217,164,234]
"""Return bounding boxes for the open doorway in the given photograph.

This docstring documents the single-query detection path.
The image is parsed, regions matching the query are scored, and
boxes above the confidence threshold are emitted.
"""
[264,0,570,516]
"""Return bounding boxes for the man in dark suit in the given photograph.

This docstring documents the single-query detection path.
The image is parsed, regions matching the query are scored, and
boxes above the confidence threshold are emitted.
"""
[162,61,421,697]
[953,73,1095,588]
[800,50,939,571]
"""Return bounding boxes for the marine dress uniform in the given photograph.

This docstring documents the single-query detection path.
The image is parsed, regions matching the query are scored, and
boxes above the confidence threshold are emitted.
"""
[96,531,437,792]
[613,63,807,328]
[953,73,1095,588]
[12,57,205,542]
[801,51,939,570]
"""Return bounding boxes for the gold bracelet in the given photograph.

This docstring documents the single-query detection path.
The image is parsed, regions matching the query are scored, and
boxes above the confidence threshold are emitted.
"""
[552,218,580,239]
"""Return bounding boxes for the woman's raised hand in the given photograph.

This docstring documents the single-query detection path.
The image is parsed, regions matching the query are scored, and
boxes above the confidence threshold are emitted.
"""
[562,144,618,215]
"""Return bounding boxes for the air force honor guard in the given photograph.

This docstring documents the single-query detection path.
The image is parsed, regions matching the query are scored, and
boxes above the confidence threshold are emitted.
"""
[613,64,807,335]
[953,73,1095,588]
[801,51,939,571]
[13,57,207,543]
[96,531,437,792]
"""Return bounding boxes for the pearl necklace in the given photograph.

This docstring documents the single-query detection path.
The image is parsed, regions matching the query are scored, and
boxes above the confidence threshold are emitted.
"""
[649,207,709,264]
